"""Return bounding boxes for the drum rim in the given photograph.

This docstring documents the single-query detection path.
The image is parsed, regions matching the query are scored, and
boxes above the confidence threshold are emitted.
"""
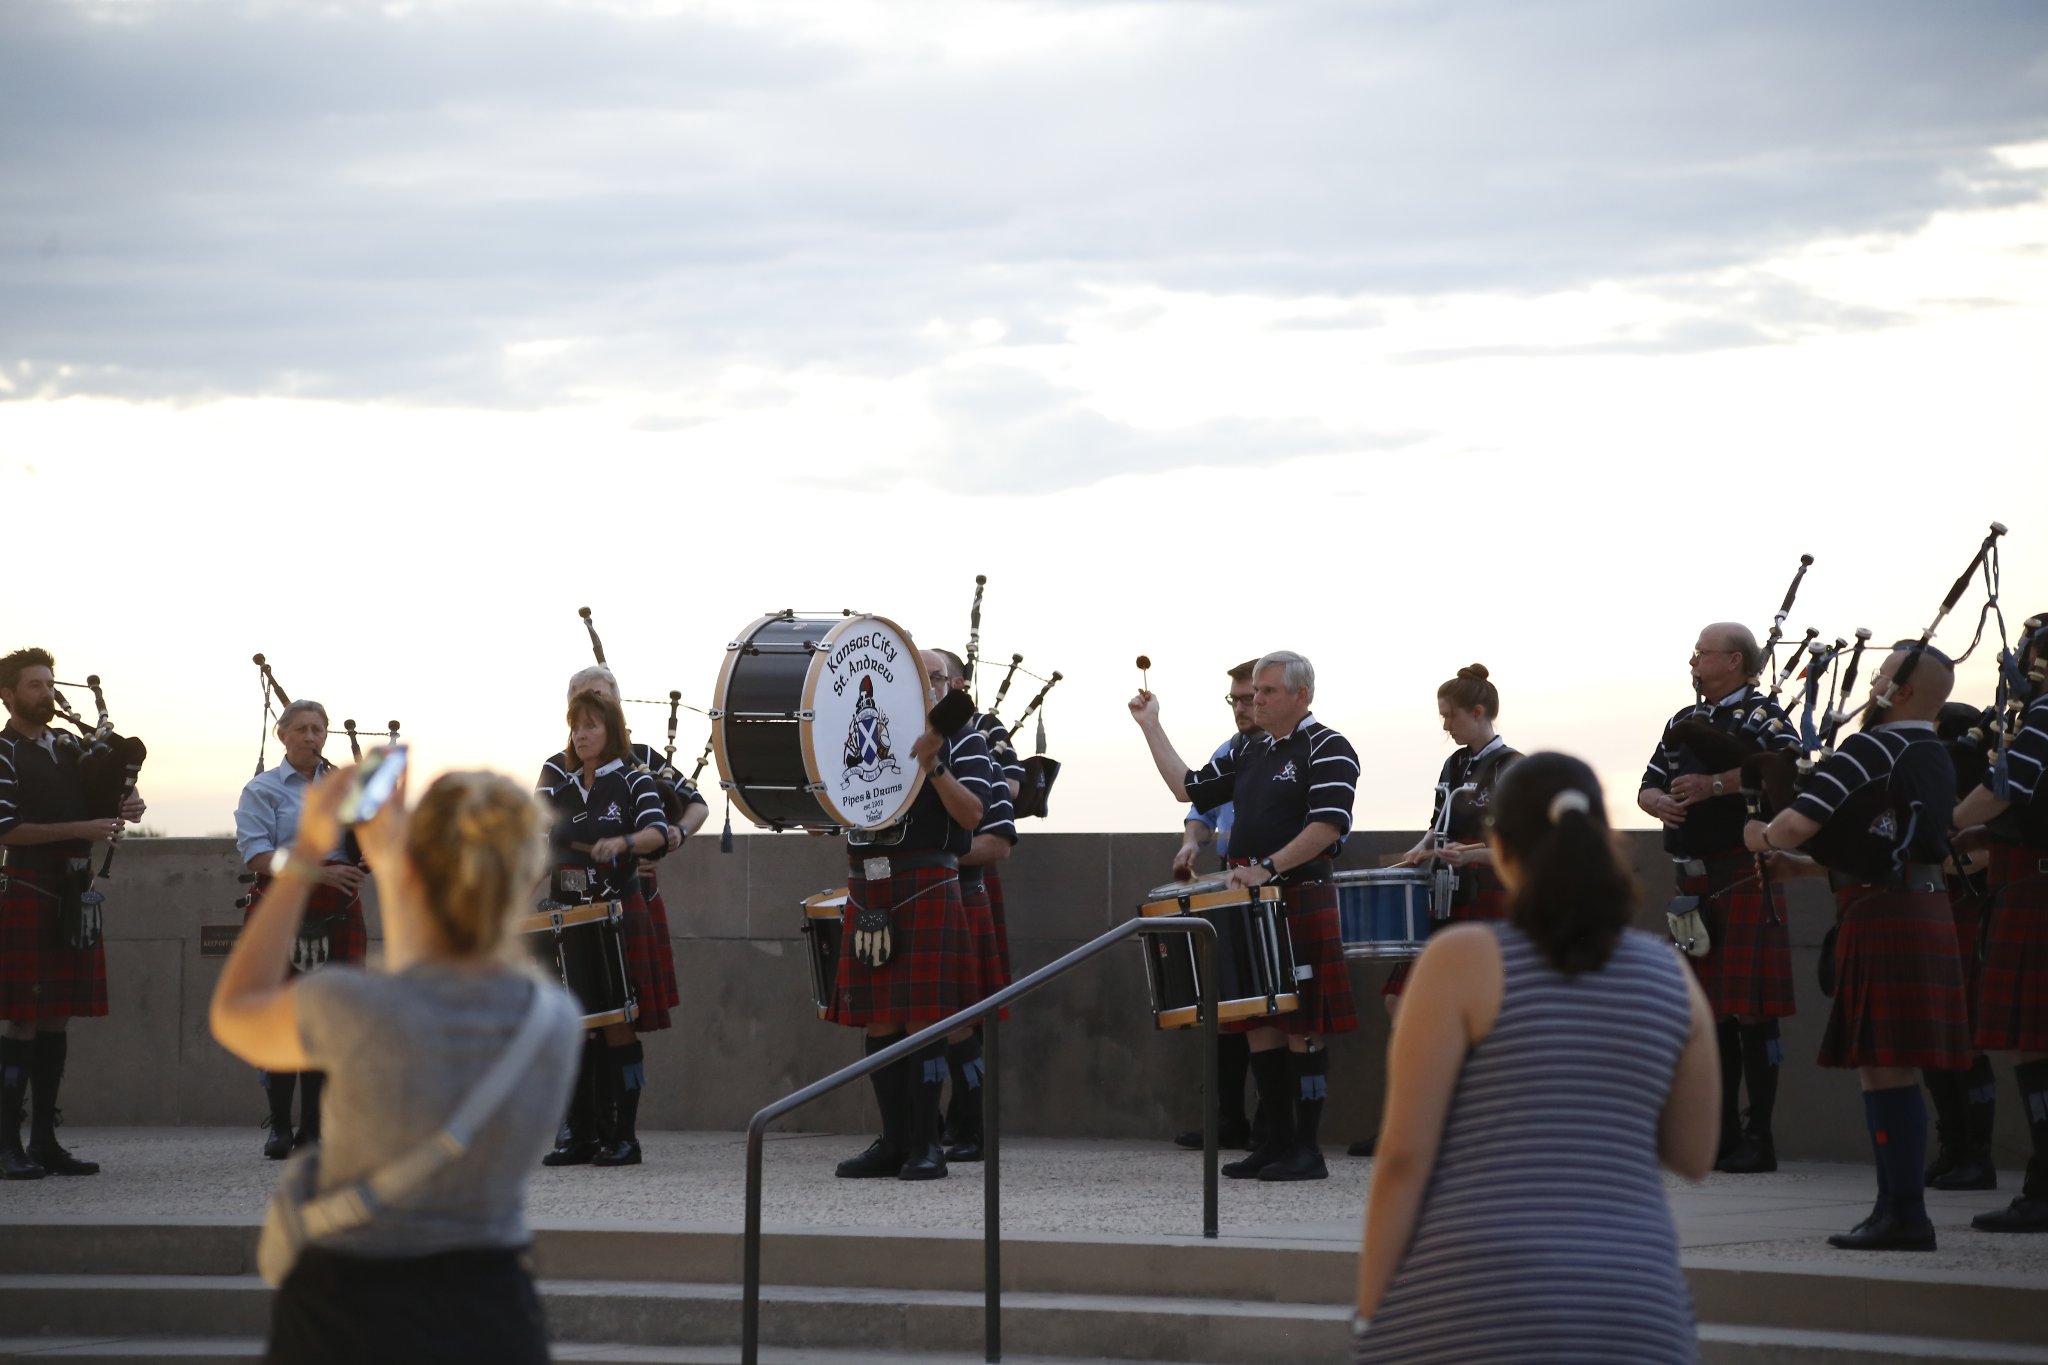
[802,885,850,916]
[712,612,932,833]
[1140,885,1283,914]
[1332,866,1435,884]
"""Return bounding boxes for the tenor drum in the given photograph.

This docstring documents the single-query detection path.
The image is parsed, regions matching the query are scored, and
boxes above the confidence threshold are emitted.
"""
[518,901,638,1029]
[712,612,931,832]
[1334,868,1436,960]
[1139,879,1299,1029]
[801,888,847,1020]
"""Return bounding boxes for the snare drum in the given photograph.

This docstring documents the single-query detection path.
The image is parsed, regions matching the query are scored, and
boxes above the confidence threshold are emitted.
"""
[712,612,931,832]
[519,901,638,1029]
[1334,868,1436,960]
[800,888,847,1019]
[1139,879,1300,1029]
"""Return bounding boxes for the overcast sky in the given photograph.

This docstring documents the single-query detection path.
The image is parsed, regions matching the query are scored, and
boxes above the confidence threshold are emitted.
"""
[4,0,2045,844]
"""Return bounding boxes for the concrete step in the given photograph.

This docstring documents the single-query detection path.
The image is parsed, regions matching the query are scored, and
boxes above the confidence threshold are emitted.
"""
[1699,1324,2048,1364]
[0,1342,1186,1365]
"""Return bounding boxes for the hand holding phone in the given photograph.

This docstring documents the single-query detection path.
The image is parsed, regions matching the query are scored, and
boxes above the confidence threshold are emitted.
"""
[341,745,409,826]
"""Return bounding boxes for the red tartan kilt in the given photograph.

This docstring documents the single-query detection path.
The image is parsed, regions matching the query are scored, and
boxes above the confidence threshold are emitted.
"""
[1383,877,1510,998]
[826,866,975,1028]
[1947,879,1988,1028]
[0,869,108,1021]
[614,888,672,1033]
[1818,884,1971,1070]
[1975,854,2048,1053]
[984,865,1013,982]
[1681,857,1796,1019]
[637,868,683,1014]
[962,878,1010,1016]
[1227,882,1357,1037]
[243,875,369,970]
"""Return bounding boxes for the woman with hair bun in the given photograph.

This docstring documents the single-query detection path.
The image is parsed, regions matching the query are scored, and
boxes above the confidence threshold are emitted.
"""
[1352,753,1718,1365]
[211,764,583,1365]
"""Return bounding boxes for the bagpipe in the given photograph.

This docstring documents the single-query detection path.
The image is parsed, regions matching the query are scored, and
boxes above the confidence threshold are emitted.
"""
[250,653,398,770]
[962,575,1063,819]
[574,606,711,840]
[50,674,148,879]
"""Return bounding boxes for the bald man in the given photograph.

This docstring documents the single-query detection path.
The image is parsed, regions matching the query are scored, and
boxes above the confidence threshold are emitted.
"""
[1748,643,1972,1251]
[1640,622,1803,1174]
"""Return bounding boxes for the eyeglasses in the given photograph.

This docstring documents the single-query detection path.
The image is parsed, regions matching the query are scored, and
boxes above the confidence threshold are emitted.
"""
[1223,694,1254,707]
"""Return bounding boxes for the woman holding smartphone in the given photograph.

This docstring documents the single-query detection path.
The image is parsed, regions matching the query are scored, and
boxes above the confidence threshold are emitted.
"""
[211,756,582,1365]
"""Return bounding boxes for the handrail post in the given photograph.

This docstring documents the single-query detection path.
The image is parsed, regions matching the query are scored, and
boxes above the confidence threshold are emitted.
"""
[1199,925,1219,1239]
[742,1120,765,1364]
[985,1009,1001,1363]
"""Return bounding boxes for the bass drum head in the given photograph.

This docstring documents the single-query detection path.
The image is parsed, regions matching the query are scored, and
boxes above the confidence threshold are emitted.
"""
[801,614,929,830]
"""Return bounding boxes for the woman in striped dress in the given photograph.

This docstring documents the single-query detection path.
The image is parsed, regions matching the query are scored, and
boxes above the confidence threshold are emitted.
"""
[1354,753,1718,1364]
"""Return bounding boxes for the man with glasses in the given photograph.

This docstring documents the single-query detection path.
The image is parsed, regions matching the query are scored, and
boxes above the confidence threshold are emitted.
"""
[1639,623,1803,1174]
[1165,659,1263,1150]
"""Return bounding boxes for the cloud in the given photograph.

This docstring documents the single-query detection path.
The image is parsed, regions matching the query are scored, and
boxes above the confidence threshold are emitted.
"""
[3,0,2046,486]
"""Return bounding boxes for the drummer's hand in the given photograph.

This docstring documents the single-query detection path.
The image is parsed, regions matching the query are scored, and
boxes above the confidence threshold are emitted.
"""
[319,863,367,895]
[1392,845,1433,868]
[1225,864,1272,890]
[591,835,631,863]
[1438,841,1489,867]
[911,728,943,773]
[1127,690,1159,726]
[1171,843,1200,881]
[289,764,353,866]
[120,793,146,822]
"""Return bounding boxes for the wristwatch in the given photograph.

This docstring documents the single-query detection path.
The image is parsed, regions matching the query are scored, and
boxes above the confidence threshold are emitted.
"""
[1257,856,1279,877]
[1711,776,1726,796]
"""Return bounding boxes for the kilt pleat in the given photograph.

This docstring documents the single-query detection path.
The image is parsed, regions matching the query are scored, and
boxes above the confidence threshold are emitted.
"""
[826,866,973,1028]
[1256,881,1356,1037]
[1680,854,1796,1019]
[0,869,107,1020]
[637,868,684,1013]
[962,879,1010,1013]
[614,888,671,1033]
[1818,884,1971,1070]
[984,865,1013,981]
[1947,878,1988,1030]
[1975,851,2048,1053]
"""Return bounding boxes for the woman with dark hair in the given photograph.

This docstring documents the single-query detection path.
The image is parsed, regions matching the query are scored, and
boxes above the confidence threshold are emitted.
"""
[1353,753,1718,1364]
[535,688,670,1168]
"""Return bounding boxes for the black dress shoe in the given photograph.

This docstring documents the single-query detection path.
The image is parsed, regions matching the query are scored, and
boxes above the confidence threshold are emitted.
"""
[541,1136,598,1167]
[1257,1147,1329,1182]
[1826,1212,1936,1251]
[944,1139,983,1163]
[26,1140,98,1177]
[1929,1149,1997,1192]
[1222,1146,1288,1179]
[1717,1136,1777,1174]
[898,1143,948,1182]
[1972,1195,2048,1233]
[593,1138,642,1167]
[262,1128,293,1161]
[835,1138,908,1179]
[0,1146,44,1180]
[1174,1124,1252,1151]
[1924,1143,1963,1186]
[1346,1136,1377,1158]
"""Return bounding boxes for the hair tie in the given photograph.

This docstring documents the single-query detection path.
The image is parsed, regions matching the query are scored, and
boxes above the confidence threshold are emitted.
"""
[1548,789,1591,824]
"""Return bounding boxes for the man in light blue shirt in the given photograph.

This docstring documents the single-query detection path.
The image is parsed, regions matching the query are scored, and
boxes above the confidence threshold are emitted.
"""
[1166,660,1262,1149]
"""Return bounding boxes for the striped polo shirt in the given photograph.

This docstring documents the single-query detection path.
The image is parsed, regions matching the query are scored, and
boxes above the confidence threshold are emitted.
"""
[1184,713,1357,865]
[1791,721,1955,880]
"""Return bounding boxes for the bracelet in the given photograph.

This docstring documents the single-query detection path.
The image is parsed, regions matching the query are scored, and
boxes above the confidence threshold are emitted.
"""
[269,850,315,879]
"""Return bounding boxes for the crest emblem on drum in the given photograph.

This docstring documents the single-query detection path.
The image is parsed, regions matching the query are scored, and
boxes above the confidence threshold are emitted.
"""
[842,675,899,786]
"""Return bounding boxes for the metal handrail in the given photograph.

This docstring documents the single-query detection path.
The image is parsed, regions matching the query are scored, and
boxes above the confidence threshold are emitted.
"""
[742,914,1220,1365]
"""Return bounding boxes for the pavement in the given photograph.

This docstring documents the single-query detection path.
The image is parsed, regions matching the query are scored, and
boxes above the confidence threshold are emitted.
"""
[3,1128,2045,1279]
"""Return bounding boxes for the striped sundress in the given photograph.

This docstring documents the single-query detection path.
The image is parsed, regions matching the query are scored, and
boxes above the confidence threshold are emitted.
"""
[1354,925,1698,1364]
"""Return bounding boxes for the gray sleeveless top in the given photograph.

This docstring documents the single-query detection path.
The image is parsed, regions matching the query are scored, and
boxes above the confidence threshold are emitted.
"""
[1354,924,1698,1364]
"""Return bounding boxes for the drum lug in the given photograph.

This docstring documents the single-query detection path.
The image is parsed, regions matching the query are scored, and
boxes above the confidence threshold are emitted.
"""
[795,709,815,721]
[707,708,725,720]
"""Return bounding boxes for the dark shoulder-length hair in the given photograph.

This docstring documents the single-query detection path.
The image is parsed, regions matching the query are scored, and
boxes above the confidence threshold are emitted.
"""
[565,688,631,767]
[1489,751,1637,976]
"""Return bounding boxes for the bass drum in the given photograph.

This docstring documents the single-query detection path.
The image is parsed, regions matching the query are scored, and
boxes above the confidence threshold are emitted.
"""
[712,611,931,832]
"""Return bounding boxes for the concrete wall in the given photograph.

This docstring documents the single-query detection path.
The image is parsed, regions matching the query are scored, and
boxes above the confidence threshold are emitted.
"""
[56,833,2032,1165]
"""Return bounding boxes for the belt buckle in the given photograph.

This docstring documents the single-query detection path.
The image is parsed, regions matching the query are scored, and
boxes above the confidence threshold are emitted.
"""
[862,856,892,883]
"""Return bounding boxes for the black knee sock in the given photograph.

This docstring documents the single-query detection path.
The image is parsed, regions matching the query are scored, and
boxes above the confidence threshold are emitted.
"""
[609,1042,645,1143]
[945,1035,984,1143]
[1248,1048,1294,1154]
[1869,1085,1929,1225]
[1861,1089,1891,1221]
[261,1071,298,1133]
[1737,1021,1781,1141]
[865,1033,910,1151]
[1715,1018,1742,1150]
[1289,1048,1328,1153]
[2016,1057,2048,1200]
[0,1037,30,1149]
[905,1037,949,1154]
[1964,1054,1997,1152]
[1217,1033,1251,1130]
[298,1071,324,1140]
[27,1032,67,1147]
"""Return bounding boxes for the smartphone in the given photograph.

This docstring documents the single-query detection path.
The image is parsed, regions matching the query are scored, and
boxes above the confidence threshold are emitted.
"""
[340,745,408,825]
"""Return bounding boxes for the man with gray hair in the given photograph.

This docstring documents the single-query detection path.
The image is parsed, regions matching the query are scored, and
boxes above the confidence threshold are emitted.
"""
[1130,650,1360,1181]
[1639,622,1803,1175]
[232,697,369,1158]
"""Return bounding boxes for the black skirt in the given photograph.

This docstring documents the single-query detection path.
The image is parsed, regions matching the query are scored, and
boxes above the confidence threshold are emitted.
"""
[267,1245,549,1365]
